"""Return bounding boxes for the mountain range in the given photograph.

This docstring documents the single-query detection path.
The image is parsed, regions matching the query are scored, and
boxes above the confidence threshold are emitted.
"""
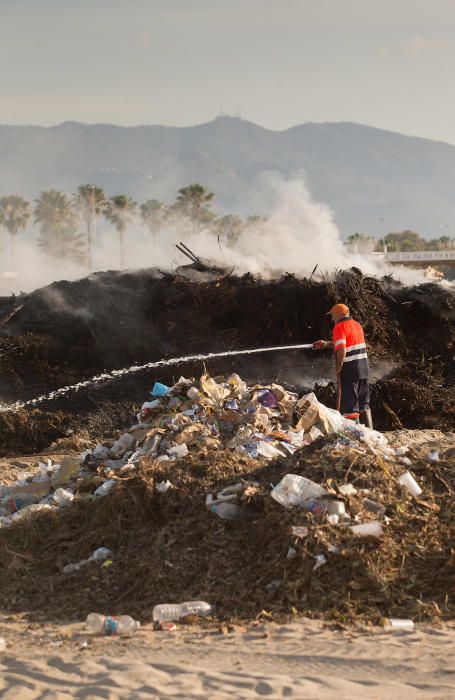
[1,115,455,236]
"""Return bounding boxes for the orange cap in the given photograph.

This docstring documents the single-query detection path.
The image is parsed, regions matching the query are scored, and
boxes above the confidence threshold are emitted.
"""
[327,303,350,316]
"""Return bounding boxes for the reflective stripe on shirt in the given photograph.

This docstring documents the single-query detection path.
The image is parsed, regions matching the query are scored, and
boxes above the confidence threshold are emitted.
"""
[344,352,368,362]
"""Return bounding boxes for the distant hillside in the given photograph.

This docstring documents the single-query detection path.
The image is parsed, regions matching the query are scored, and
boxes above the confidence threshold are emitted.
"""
[1,116,454,236]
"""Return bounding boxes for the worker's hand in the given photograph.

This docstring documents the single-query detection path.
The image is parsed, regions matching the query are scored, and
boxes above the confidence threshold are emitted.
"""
[312,340,326,350]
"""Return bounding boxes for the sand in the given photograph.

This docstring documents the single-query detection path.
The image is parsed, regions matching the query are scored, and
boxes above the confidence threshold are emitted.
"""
[0,617,454,699]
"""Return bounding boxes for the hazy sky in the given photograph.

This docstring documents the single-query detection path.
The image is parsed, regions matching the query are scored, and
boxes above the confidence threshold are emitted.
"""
[2,0,455,142]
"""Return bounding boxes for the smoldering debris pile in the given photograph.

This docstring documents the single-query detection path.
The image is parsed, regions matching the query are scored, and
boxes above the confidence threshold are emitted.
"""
[0,372,454,626]
[0,267,454,457]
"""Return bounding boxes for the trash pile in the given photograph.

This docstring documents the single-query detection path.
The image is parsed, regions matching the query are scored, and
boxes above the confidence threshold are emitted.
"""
[0,371,454,628]
[0,372,395,527]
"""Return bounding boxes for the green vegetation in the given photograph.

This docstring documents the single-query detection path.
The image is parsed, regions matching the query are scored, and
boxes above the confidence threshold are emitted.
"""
[346,229,455,253]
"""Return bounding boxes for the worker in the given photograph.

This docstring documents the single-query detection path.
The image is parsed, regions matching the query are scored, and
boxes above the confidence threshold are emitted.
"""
[313,303,373,428]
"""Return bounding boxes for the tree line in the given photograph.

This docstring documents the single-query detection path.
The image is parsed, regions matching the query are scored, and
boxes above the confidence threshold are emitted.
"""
[0,183,264,271]
[346,230,455,253]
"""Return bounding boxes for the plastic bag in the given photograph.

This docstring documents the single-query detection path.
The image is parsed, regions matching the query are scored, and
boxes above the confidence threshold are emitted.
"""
[271,474,327,508]
[151,382,169,397]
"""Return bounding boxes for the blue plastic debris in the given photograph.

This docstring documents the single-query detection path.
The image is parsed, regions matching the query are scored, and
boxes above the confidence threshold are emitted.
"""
[151,382,170,397]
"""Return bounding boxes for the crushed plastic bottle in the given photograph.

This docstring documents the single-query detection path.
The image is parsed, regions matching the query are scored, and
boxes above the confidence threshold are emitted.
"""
[152,601,212,623]
[86,613,140,636]
[64,547,113,574]
[210,502,243,520]
[94,480,117,497]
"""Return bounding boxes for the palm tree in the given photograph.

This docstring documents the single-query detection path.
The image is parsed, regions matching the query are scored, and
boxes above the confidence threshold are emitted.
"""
[140,199,166,248]
[0,195,31,270]
[104,195,137,267]
[74,184,106,270]
[34,190,85,264]
[175,184,215,232]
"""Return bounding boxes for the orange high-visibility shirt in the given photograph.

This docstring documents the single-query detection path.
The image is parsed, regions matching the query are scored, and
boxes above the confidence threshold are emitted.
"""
[332,316,369,379]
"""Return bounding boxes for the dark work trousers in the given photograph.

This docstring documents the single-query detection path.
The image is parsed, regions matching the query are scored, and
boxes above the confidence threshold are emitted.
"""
[340,375,370,415]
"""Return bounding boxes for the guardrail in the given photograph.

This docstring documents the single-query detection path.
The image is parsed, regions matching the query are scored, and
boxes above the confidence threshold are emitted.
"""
[383,250,455,263]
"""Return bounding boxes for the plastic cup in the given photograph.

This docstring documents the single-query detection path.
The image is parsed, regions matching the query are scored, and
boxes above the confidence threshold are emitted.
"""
[350,521,383,538]
[398,471,422,498]
[383,618,415,632]
[326,500,346,516]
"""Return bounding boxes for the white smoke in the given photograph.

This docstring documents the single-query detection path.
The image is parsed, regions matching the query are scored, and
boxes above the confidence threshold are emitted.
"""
[0,176,434,295]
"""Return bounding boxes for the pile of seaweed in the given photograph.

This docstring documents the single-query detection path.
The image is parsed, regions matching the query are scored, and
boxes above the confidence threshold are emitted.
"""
[0,435,454,626]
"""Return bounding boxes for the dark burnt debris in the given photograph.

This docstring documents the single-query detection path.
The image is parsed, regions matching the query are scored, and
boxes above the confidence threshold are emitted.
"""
[0,268,453,454]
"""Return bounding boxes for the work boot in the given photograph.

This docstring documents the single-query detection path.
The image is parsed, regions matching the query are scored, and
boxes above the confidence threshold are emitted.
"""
[360,408,373,430]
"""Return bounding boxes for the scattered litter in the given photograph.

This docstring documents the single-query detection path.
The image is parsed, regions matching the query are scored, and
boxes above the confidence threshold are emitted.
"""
[290,526,309,539]
[271,474,327,508]
[94,480,117,497]
[398,471,422,498]
[382,618,415,632]
[53,488,74,508]
[156,480,172,493]
[210,502,244,520]
[426,450,440,462]
[338,484,357,497]
[350,521,383,538]
[152,601,212,623]
[0,369,452,627]
[168,444,189,459]
[363,498,386,516]
[313,554,327,571]
[151,382,170,397]
[159,621,177,632]
[63,547,113,574]
[86,613,140,636]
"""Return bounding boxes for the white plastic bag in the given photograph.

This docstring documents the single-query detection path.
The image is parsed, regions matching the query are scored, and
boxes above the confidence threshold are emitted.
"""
[53,488,75,507]
[271,474,327,508]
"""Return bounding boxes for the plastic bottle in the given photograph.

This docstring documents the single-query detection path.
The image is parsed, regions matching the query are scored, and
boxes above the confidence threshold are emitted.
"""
[210,502,243,520]
[152,601,212,623]
[303,499,327,516]
[383,618,415,632]
[94,480,117,497]
[86,613,140,636]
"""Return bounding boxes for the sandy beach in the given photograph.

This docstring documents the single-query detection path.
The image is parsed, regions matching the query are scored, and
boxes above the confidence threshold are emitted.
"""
[1,617,455,699]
